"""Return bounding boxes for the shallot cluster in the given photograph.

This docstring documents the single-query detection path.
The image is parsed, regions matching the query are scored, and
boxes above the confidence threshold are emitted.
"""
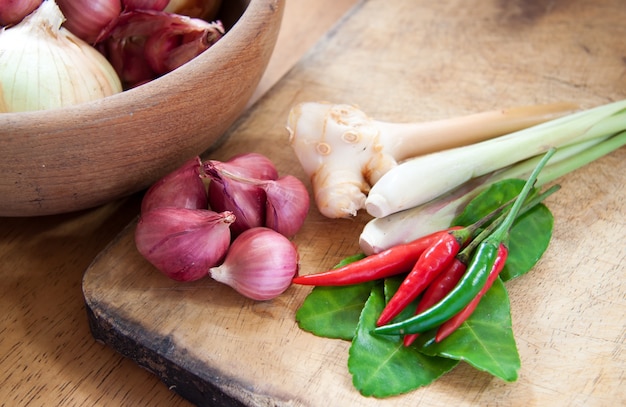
[135,153,309,301]
[58,0,225,89]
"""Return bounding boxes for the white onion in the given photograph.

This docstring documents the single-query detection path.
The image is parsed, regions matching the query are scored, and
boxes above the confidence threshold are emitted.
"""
[0,0,122,113]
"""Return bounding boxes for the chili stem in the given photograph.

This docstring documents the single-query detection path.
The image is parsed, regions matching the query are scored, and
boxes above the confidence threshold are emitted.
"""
[485,148,556,244]
[457,183,560,263]
[372,148,556,336]
[401,183,559,346]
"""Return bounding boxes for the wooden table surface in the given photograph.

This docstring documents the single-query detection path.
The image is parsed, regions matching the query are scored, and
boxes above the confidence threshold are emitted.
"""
[78,0,626,405]
[0,1,358,406]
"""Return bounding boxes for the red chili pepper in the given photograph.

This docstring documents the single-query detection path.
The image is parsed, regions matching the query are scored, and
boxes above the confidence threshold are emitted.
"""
[376,230,465,327]
[398,182,560,345]
[374,195,524,329]
[402,257,467,346]
[291,228,461,286]
[434,243,508,343]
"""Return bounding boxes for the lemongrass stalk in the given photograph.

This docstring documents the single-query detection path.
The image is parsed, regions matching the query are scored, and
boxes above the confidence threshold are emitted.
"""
[365,99,626,218]
[374,102,578,161]
[359,130,626,254]
[287,101,578,218]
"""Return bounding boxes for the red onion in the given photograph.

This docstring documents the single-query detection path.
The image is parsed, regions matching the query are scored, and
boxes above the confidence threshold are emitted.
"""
[209,227,299,300]
[204,153,278,237]
[141,156,207,214]
[96,9,224,88]
[0,0,42,26]
[135,207,234,282]
[56,0,122,44]
[122,0,169,11]
[144,17,223,74]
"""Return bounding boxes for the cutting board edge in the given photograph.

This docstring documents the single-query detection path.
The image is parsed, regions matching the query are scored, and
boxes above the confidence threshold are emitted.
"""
[84,301,249,407]
[82,220,306,407]
[81,218,259,407]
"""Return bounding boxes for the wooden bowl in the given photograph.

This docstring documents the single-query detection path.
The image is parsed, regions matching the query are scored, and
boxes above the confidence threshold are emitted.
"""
[0,0,284,217]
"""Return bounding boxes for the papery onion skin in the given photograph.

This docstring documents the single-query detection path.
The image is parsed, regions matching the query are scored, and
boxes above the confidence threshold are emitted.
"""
[207,171,265,237]
[0,0,122,113]
[135,207,234,282]
[144,18,224,74]
[56,0,122,44]
[262,175,310,238]
[141,156,207,213]
[0,0,42,26]
[96,9,224,88]
[209,227,299,301]
[207,153,279,181]
[205,154,279,237]
[123,0,169,11]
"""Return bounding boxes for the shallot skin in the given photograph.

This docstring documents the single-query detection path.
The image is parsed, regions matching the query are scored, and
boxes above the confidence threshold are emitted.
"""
[204,153,279,237]
[123,0,169,11]
[210,153,279,181]
[207,175,266,237]
[209,227,299,301]
[262,175,310,238]
[0,0,42,26]
[135,207,234,282]
[97,10,224,88]
[56,0,122,44]
[141,156,207,213]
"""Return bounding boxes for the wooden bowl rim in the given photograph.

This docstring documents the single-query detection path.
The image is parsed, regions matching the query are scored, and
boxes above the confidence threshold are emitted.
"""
[0,0,285,217]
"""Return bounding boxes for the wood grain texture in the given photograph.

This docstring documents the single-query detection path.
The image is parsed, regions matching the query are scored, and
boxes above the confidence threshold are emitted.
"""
[0,0,282,217]
[0,1,357,406]
[249,0,362,104]
[83,0,626,405]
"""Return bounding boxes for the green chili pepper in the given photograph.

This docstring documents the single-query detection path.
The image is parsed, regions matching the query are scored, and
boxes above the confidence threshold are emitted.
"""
[435,243,509,342]
[373,147,556,336]
[374,192,536,326]
[374,242,499,335]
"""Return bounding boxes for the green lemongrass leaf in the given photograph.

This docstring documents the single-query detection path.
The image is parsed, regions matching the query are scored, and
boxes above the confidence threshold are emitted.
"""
[296,281,375,340]
[452,179,554,280]
[415,278,520,382]
[348,285,458,397]
[361,128,626,253]
[366,100,626,218]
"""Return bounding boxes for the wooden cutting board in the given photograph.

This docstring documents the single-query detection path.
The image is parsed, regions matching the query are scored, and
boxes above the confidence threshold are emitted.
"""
[83,0,626,405]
